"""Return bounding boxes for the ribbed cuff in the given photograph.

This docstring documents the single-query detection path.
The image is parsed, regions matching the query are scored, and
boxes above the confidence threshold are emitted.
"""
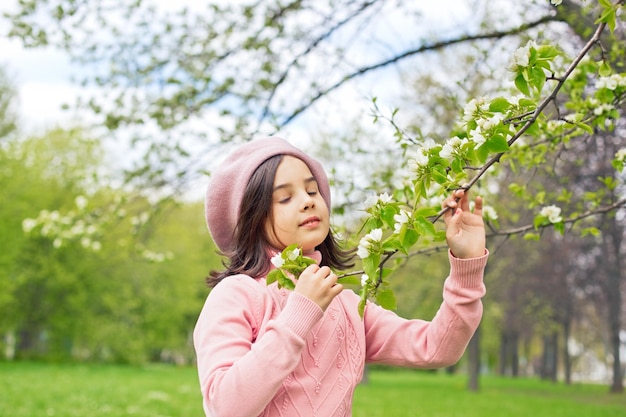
[448,249,489,288]
[276,292,324,339]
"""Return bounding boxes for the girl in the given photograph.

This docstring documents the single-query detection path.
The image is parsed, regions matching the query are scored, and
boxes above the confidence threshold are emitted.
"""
[194,136,488,417]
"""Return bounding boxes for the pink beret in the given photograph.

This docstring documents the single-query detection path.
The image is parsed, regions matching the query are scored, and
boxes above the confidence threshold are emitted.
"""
[205,137,331,252]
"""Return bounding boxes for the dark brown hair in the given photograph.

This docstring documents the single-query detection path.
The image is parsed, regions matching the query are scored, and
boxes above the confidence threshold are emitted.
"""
[206,154,354,287]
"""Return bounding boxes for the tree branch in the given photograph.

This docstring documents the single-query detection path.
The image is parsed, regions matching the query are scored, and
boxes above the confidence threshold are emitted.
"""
[278,14,558,127]
[339,198,626,280]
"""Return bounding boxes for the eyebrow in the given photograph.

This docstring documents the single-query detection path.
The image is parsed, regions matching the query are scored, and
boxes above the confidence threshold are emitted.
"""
[273,176,317,192]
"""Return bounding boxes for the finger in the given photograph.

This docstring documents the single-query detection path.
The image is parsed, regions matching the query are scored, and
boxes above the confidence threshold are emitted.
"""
[442,194,459,212]
[316,266,330,278]
[456,189,472,212]
[330,283,343,296]
[473,196,483,217]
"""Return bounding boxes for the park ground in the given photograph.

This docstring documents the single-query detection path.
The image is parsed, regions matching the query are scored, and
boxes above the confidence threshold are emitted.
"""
[1,362,625,416]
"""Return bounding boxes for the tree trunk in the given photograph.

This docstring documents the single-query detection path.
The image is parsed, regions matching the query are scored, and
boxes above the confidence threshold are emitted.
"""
[467,325,481,392]
[606,221,624,393]
[563,319,572,385]
[498,331,507,376]
[511,332,519,377]
[541,332,558,382]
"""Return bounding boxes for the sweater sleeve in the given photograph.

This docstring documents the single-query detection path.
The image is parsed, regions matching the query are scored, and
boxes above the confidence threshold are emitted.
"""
[193,275,324,417]
[364,250,488,368]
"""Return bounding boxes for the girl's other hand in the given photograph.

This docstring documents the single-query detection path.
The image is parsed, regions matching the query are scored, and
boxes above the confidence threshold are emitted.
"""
[442,188,486,259]
[294,265,343,311]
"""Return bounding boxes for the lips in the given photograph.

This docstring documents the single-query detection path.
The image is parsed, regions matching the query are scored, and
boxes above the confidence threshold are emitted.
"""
[299,216,321,227]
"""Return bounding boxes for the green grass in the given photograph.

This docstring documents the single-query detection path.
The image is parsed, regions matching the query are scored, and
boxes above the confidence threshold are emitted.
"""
[0,362,624,417]
[352,369,626,417]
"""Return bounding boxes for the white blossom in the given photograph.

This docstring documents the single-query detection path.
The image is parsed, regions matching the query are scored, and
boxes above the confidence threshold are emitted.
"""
[507,95,525,106]
[75,195,88,210]
[361,274,370,287]
[363,195,379,209]
[594,103,614,115]
[22,218,37,233]
[288,247,300,261]
[482,206,498,220]
[356,243,371,259]
[540,205,563,223]
[463,97,488,123]
[595,74,626,90]
[357,228,383,259]
[507,40,537,72]
[550,0,562,6]
[393,210,411,234]
[469,129,487,148]
[439,136,465,160]
[368,228,383,242]
[271,253,285,268]
[364,193,393,210]
[408,150,429,170]
[615,148,626,162]
[477,113,505,131]
[419,138,436,151]
[378,193,393,204]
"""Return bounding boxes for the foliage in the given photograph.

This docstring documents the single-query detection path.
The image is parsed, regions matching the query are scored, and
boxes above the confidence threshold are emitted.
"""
[0,126,214,363]
[272,1,626,314]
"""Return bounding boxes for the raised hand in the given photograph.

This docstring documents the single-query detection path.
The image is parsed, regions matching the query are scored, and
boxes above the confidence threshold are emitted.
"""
[442,189,486,259]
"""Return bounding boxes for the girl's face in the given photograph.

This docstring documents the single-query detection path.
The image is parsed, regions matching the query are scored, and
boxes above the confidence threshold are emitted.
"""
[265,156,330,252]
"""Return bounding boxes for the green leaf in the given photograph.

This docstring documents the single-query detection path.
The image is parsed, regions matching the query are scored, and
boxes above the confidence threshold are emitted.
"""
[276,269,295,290]
[537,45,560,60]
[415,206,439,217]
[414,216,436,238]
[554,222,565,235]
[266,269,279,285]
[489,97,511,113]
[581,227,601,237]
[475,144,490,163]
[487,135,510,153]
[400,228,419,251]
[533,215,545,229]
[338,275,361,286]
[381,206,398,229]
[523,233,540,241]
[529,67,546,92]
[376,288,397,311]
[358,299,366,318]
[515,74,530,96]
[363,254,380,279]
[576,122,593,134]
[598,61,612,77]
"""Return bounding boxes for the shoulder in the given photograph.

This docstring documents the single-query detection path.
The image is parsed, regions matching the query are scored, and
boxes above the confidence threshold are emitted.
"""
[207,274,268,307]
[195,275,269,337]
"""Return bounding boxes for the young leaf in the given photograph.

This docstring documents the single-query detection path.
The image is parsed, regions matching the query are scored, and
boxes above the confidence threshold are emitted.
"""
[266,269,280,285]
[376,288,397,311]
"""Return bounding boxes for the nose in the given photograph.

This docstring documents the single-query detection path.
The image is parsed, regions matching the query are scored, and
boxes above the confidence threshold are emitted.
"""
[302,193,315,210]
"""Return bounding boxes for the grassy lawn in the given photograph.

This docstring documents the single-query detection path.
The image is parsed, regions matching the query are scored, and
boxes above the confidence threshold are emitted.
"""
[0,362,624,417]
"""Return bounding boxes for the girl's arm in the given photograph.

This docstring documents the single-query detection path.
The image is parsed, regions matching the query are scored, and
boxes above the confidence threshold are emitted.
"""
[363,250,487,366]
[193,275,323,417]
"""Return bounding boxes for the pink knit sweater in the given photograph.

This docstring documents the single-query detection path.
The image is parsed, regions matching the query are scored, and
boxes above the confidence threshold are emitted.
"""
[193,250,487,417]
